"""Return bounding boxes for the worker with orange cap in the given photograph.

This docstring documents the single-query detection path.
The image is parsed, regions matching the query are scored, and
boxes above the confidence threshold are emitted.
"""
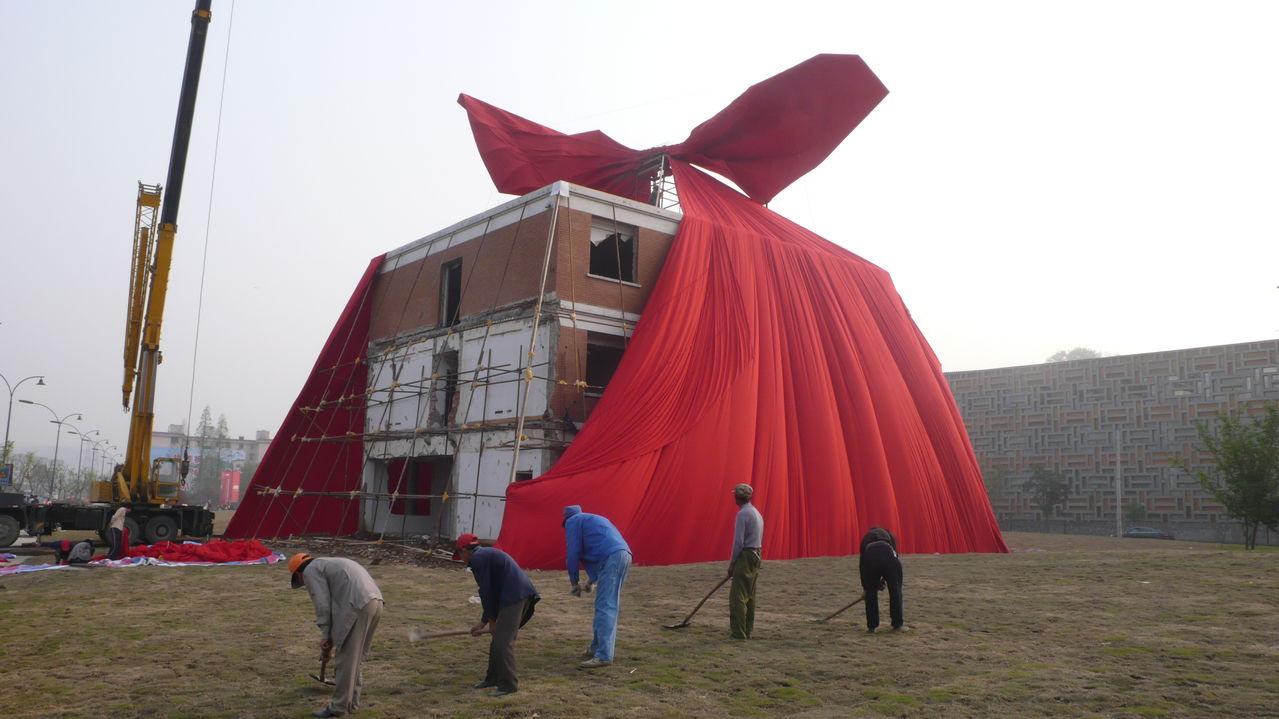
[289,553,384,718]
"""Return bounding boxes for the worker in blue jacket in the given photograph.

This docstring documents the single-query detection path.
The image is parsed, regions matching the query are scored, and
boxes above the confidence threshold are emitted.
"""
[454,533,539,697]
[562,505,631,669]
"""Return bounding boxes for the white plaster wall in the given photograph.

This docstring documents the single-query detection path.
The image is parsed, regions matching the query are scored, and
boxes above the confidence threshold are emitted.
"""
[367,320,551,435]
[459,320,550,424]
[362,320,554,540]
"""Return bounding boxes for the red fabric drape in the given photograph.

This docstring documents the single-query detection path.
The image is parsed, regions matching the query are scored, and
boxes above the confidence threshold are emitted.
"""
[477,55,1006,568]
[223,256,386,539]
[225,54,1008,564]
[460,54,889,205]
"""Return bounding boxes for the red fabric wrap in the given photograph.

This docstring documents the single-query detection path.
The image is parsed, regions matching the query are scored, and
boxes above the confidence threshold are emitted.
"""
[476,56,1005,568]
[227,54,1007,564]
[460,54,889,205]
[223,256,386,539]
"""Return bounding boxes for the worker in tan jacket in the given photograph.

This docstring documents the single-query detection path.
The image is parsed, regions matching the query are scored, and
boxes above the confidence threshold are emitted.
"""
[290,553,384,718]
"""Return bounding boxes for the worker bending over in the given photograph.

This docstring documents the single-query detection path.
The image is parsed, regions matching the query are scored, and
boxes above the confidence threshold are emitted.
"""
[39,538,94,564]
[563,505,631,669]
[289,553,384,718]
[727,483,764,640]
[858,526,905,633]
[454,533,540,697]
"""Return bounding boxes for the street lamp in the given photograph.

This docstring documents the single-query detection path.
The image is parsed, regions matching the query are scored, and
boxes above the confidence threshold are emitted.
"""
[66,427,99,499]
[101,445,118,478]
[89,437,112,486]
[1,372,45,464]
[18,400,81,498]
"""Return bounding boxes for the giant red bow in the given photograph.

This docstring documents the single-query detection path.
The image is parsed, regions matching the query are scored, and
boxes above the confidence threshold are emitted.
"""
[459,54,888,205]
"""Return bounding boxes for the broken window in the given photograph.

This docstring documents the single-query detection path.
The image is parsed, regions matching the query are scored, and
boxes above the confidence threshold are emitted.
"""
[440,258,462,326]
[585,332,626,395]
[589,219,636,283]
[432,351,459,428]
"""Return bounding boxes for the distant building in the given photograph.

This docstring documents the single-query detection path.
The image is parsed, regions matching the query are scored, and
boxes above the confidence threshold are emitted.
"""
[946,340,1279,543]
[151,423,272,472]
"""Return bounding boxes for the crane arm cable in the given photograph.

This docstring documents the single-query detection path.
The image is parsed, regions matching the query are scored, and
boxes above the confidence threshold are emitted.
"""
[184,0,237,453]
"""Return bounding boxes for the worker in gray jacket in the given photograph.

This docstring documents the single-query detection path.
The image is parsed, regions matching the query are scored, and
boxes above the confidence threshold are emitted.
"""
[728,483,764,639]
[289,553,384,718]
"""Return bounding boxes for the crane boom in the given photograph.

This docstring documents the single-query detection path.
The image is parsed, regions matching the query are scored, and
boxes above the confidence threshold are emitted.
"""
[111,0,214,505]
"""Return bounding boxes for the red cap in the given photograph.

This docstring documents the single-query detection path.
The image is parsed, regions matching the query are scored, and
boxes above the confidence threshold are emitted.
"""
[452,533,480,560]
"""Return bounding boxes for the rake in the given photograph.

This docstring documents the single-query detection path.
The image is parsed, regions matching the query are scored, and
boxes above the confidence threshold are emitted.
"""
[662,575,731,629]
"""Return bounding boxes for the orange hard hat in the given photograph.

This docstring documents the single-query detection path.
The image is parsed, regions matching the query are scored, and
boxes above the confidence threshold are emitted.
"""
[287,552,312,574]
[288,552,313,588]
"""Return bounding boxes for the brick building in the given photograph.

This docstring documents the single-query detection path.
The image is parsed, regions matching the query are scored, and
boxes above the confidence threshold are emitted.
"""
[359,181,680,538]
[945,340,1279,542]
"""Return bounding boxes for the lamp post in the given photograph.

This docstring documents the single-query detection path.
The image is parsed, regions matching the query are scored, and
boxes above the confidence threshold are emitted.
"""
[98,444,116,477]
[89,438,112,487]
[66,427,99,500]
[2,372,45,464]
[18,400,81,499]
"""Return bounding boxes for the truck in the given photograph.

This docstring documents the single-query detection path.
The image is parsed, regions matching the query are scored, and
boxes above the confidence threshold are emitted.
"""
[0,1,216,549]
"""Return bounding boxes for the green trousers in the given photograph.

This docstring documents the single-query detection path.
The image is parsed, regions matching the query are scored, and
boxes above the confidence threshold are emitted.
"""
[729,548,761,639]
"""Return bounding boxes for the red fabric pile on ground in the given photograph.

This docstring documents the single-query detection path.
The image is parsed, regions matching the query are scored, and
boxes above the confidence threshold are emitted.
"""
[123,539,274,563]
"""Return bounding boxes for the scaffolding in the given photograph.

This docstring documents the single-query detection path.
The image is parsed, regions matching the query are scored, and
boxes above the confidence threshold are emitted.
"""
[239,176,681,545]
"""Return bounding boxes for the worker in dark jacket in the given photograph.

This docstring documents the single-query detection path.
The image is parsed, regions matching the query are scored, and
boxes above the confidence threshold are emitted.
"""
[454,533,540,697]
[858,526,904,633]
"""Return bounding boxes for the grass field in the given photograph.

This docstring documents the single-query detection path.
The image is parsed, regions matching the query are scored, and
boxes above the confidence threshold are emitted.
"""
[2,530,1277,718]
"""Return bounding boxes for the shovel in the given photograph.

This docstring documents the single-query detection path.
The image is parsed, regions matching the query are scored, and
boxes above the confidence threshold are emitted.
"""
[662,575,731,629]
[408,627,492,642]
[810,593,866,623]
[308,647,335,686]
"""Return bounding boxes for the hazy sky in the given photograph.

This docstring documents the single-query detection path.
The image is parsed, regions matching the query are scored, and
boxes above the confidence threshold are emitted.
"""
[2,0,1276,462]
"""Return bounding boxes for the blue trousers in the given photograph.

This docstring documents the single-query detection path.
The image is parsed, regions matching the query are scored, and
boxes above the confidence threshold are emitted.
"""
[589,549,631,661]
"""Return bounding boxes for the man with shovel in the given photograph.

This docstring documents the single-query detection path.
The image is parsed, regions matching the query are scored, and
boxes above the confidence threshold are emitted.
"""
[289,552,384,718]
[728,483,764,640]
[454,533,540,697]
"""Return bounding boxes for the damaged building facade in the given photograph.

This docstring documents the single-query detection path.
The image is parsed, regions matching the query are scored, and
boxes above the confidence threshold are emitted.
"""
[357,182,680,539]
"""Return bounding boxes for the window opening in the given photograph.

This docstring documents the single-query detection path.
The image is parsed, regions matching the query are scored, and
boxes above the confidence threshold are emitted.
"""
[433,351,459,428]
[514,471,533,482]
[585,332,626,394]
[389,460,434,516]
[589,220,636,282]
[440,258,462,326]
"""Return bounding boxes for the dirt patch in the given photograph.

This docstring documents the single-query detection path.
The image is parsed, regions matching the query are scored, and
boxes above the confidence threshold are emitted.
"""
[270,534,465,571]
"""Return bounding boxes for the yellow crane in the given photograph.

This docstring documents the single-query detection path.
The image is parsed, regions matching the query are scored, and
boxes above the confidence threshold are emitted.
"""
[81,0,217,543]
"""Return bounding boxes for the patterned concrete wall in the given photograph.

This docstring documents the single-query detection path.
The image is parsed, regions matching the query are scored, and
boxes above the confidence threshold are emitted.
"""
[945,341,1279,528]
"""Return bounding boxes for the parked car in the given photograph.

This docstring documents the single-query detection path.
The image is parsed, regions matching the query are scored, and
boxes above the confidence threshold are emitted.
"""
[1123,527,1174,540]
